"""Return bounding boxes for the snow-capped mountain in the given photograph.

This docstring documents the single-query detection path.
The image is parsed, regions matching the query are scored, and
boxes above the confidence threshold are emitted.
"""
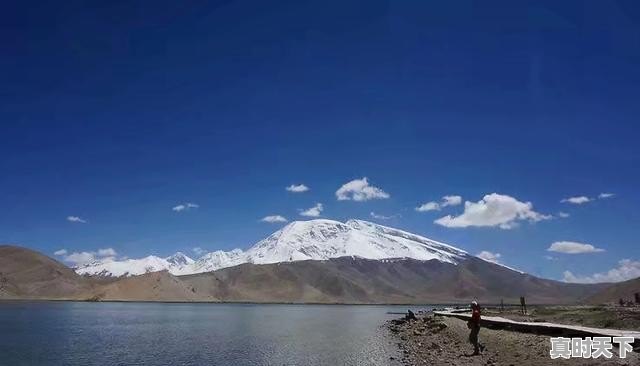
[244,219,468,265]
[76,253,196,277]
[75,219,473,277]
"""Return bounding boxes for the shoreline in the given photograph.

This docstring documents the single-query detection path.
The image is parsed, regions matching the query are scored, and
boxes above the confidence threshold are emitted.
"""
[386,310,640,365]
[0,296,594,307]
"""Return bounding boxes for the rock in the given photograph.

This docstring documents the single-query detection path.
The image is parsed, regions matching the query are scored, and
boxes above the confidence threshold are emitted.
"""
[406,309,418,321]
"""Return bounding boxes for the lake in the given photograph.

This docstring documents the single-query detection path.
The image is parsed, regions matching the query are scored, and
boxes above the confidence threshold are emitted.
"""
[0,302,433,365]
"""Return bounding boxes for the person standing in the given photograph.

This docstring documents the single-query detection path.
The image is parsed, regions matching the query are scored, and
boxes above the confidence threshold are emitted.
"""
[467,300,485,355]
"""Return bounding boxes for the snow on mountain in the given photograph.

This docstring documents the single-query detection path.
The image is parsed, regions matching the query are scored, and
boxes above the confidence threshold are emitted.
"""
[244,219,468,265]
[166,252,194,267]
[76,253,195,277]
[190,249,245,273]
[75,219,475,277]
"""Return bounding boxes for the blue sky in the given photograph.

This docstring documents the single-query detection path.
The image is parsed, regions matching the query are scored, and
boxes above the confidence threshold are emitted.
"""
[1,1,639,283]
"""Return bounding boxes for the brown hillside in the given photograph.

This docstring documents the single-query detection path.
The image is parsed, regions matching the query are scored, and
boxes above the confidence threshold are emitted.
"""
[586,277,640,304]
[93,270,216,302]
[181,257,607,304]
[0,245,95,299]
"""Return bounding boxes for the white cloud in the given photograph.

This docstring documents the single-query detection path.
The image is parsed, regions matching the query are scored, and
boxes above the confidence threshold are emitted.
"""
[63,251,96,266]
[60,247,119,266]
[547,241,605,254]
[544,255,557,261]
[563,259,640,283]
[477,251,502,263]
[434,193,551,229]
[97,248,117,257]
[260,215,288,223]
[415,201,440,212]
[67,216,87,223]
[561,196,592,205]
[370,212,400,220]
[560,193,614,204]
[335,178,390,201]
[299,203,323,217]
[416,195,463,212]
[442,195,462,207]
[192,247,206,256]
[557,212,570,218]
[172,203,199,212]
[286,184,310,193]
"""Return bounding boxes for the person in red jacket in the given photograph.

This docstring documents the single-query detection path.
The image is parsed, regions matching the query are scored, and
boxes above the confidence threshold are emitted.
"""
[467,300,486,355]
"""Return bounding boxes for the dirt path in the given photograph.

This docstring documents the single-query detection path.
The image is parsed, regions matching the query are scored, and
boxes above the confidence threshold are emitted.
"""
[483,305,640,331]
[387,314,639,365]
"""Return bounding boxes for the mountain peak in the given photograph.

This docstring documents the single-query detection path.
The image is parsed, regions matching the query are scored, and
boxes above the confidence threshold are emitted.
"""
[245,218,468,266]
[281,219,346,231]
[165,252,194,266]
[345,218,374,227]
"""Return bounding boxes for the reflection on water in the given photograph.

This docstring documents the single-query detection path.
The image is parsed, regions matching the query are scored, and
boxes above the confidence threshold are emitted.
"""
[0,302,434,365]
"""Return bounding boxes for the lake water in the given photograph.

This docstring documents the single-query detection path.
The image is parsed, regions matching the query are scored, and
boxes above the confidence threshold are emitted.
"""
[0,302,433,366]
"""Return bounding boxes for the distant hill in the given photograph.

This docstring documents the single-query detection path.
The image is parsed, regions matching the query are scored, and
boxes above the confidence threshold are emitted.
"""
[586,277,640,304]
[0,245,214,302]
[0,245,97,299]
[91,271,216,302]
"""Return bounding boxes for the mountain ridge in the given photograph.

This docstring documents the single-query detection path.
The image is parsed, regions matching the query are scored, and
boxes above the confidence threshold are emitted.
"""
[76,219,490,277]
[0,245,614,304]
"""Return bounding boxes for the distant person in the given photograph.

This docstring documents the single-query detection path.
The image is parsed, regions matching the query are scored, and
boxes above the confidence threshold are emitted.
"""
[467,300,485,355]
[520,296,527,315]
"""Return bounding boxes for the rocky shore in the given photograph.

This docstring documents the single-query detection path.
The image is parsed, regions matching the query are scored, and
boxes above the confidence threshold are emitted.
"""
[386,312,639,365]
